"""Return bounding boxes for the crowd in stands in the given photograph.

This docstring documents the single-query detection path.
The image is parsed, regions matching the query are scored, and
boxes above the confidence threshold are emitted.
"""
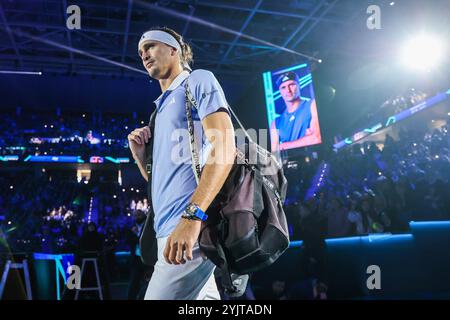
[0,169,147,255]
[0,110,448,254]
[0,108,149,159]
[284,121,450,242]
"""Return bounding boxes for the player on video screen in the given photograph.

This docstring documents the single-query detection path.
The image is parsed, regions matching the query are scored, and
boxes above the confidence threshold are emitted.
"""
[270,71,321,152]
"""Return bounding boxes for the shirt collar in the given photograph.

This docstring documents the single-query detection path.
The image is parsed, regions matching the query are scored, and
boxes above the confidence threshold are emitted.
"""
[153,70,190,105]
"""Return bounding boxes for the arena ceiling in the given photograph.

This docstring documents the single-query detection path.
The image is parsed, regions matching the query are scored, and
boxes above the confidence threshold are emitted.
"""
[0,0,376,80]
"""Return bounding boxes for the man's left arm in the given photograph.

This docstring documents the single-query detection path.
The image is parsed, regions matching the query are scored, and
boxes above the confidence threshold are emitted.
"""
[280,99,322,150]
[164,111,236,265]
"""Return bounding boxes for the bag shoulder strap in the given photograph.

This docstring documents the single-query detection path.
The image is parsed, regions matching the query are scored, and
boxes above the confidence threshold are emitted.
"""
[184,80,202,184]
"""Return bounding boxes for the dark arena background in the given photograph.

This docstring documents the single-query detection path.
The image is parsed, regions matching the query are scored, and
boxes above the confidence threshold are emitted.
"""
[0,0,449,304]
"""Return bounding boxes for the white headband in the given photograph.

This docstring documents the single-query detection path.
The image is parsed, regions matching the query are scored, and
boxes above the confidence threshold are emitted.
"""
[138,30,191,71]
[138,30,182,53]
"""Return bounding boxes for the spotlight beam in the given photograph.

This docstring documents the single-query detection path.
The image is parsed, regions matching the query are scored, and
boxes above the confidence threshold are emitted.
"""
[0,70,42,75]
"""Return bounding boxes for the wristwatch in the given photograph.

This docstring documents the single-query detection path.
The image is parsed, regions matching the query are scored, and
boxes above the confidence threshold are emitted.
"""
[182,203,208,221]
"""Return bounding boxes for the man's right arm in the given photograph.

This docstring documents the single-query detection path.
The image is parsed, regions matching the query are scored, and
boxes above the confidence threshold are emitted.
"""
[128,126,151,182]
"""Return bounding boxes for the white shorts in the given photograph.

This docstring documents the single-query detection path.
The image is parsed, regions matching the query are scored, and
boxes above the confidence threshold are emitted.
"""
[144,236,220,300]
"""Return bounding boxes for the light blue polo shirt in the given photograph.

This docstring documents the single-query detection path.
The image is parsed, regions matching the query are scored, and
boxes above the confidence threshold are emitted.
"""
[151,69,230,238]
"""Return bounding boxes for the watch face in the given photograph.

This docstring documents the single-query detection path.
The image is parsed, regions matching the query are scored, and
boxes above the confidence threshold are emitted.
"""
[186,203,197,215]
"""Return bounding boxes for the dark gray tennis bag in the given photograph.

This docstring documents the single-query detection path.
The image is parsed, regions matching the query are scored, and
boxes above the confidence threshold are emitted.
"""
[198,140,290,273]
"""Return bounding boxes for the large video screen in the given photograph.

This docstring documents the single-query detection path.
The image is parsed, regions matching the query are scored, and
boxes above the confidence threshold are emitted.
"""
[263,63,322,152]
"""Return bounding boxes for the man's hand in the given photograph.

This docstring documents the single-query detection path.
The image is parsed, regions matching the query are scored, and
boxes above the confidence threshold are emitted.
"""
[163,219,201,265]
[128,126,151,181]
[128,126,151,160]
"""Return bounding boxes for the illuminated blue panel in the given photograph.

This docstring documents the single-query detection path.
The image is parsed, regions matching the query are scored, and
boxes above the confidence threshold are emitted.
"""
[325,236,363,245]
[298,73,312,85]
[289,226,448,248]
[105,156,119,164]
[352,130,370,142]
[300,80,312,89]
[263,71,276,128]
[363,233,413,243]
[324,233,414,246]
[33,253,63,260]
[33,252,74,300]
[27,155,84,163]
[409,220,450,229]
[115,251,131,256]
[116,157,130,163]
[0,155,19,161]
[289,241,303,248]
[364,123,383,133]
